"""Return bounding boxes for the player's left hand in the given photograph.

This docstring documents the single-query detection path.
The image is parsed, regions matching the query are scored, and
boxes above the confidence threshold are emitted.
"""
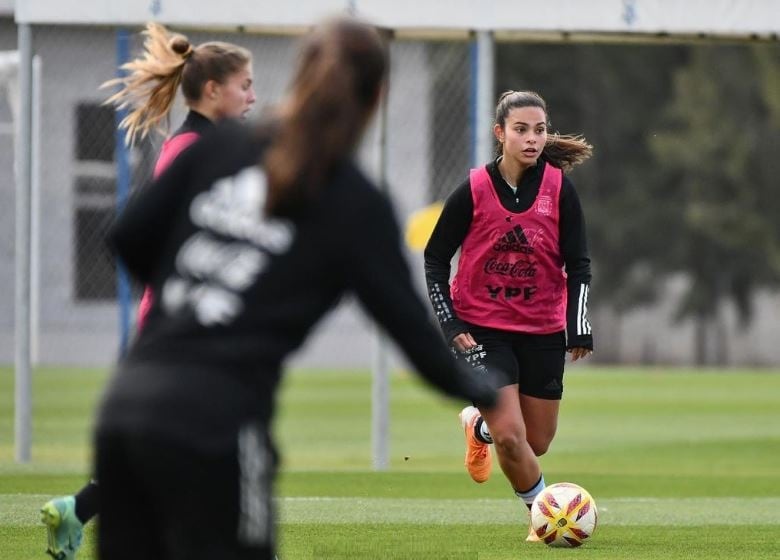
[568,347,593,362]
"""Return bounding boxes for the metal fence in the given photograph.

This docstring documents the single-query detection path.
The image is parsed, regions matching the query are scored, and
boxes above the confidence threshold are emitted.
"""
[5,20,780,372]
[2,22,486,368]
[7,17,780,467]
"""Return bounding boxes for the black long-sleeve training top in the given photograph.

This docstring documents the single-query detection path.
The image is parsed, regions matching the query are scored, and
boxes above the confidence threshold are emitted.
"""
[99,120,496,449]
[424,157,593,350]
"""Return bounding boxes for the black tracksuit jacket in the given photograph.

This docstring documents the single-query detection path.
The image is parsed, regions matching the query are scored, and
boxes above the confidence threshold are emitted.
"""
[98,120,496,449]
[424,158,594,350]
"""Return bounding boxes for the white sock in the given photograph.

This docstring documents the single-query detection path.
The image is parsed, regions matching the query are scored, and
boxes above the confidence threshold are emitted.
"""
[515,474,546,508]
[477,418,493,444]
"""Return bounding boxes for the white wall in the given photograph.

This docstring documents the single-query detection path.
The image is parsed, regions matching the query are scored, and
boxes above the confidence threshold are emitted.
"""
[16,0,780,37]
[2,21,779,368]
[0,26,437,369]
[0,17,17,363]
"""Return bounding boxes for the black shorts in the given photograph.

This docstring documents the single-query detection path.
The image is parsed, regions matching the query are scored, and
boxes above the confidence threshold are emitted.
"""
[95,421,276,560]
[457,324,566,400]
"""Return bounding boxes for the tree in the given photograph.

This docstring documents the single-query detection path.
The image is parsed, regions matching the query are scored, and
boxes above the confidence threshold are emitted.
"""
[497,41,780,364]
[497,41,689,361]
[649,44,780,363]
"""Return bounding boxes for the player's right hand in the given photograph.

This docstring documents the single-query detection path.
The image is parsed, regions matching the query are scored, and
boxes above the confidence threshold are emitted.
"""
[452,332,478,353]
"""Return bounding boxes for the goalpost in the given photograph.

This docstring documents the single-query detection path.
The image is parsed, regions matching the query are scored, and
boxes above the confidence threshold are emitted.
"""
[3,37,42,463]
[10,23,33,464]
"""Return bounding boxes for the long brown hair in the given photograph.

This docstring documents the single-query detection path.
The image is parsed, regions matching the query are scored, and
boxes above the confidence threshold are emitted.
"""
[262,17,388,215]
[494,90,593,171]
[103,23,251,145]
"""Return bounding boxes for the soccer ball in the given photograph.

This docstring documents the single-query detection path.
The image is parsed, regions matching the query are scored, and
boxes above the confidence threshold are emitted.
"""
[530,482,598,547]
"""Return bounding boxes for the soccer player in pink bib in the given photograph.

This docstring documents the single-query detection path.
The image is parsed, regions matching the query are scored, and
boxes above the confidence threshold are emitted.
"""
[424,90,594,541]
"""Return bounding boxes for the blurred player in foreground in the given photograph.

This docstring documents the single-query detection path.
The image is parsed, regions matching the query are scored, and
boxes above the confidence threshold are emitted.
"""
[424,90,594,541]
[94,16,497,560]
[40,23,255,560]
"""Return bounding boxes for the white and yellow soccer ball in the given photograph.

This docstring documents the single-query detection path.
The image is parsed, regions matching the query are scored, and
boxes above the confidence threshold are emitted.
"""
[530,482,598,547]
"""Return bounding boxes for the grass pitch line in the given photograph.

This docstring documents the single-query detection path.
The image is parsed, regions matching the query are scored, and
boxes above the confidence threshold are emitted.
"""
[278,496,780,526]
[4,494,779,527]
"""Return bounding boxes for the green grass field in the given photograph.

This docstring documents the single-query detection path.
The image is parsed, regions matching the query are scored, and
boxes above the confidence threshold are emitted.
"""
[1,365,779,559]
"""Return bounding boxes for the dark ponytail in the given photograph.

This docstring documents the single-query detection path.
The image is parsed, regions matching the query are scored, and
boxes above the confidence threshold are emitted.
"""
[494,90,593,172]
[262,17,388,215]
[542,132,593,172]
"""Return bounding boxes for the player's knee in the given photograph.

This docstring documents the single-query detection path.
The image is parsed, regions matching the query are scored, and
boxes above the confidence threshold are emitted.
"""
[492,431,526,457]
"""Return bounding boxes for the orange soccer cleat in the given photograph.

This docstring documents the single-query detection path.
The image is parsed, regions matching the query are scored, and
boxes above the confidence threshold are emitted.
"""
[458,406,492,483]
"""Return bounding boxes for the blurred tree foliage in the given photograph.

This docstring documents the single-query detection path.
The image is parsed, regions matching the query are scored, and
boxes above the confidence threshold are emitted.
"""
[496,40,780,363]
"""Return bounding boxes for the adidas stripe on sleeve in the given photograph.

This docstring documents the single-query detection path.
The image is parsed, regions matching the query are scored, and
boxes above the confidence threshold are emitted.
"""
[575,283,591,336]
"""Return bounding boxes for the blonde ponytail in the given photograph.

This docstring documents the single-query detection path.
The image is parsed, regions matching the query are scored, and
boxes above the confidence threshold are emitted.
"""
[102,23,191,145]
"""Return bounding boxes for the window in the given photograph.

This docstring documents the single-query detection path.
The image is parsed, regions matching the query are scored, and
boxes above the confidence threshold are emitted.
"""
[73,101,117,302]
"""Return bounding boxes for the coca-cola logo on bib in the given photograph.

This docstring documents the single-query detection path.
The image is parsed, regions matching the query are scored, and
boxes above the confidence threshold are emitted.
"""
[483,258,537,278]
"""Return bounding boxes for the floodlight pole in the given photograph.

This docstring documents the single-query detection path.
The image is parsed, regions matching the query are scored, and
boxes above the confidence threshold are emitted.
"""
[15,23,34,463]
[30,54,41,366]
[472,30,495,167]
[115,29,132,356]
[371,67,391,472]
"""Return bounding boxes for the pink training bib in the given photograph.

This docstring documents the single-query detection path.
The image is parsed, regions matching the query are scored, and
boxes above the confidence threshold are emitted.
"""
[451,163,566,334]
[137,131,202,332]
